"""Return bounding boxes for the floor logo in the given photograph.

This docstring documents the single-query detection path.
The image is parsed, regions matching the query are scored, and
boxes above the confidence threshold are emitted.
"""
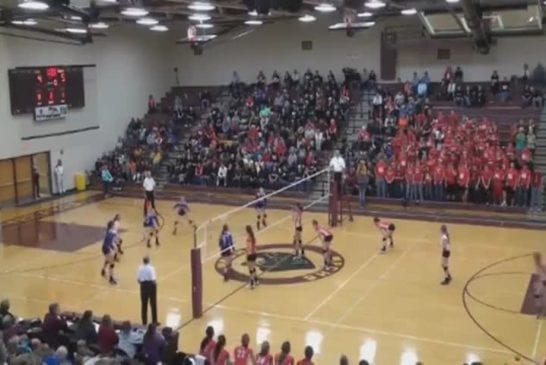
[215,243,345,285]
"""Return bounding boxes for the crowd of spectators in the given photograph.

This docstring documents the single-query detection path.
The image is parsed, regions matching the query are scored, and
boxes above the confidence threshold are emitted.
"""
[167,69,352,190]
[95,117,179,189]
[0,300,188,365]
[344,77,543,210]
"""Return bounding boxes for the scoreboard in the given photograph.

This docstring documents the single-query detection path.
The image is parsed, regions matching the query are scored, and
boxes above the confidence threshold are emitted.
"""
[8,65,85,117]
[35,67,68,107]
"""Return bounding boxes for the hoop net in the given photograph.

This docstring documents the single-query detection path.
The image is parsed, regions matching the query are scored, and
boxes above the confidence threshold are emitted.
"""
[195,167,330,260]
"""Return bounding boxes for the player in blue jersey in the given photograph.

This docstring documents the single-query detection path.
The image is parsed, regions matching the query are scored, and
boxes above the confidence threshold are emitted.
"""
[172,197,194,235]
[255,187,267,230]
[143,203,160,248]
[219,224,235,281]
[101,220,118,285]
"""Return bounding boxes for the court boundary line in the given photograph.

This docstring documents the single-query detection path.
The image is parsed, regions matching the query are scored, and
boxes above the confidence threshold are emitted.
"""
[532,319,544,359]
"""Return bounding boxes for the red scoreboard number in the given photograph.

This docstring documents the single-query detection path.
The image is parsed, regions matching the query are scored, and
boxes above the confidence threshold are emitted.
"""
[34,67,67,107]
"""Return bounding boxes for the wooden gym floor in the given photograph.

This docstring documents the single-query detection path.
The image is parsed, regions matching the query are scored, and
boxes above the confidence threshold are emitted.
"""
[0,192,545,364]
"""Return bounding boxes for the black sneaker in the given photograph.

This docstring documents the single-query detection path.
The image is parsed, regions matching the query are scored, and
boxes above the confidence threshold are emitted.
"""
[101,269,106,277]
[380,247,386,254]
[109,277,117,285]
[441,278,450,285]
[146,240,151,248]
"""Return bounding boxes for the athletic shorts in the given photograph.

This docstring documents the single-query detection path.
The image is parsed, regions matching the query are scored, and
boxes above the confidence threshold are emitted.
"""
[177,210,186,217]
[442,250,451,258]
[296,226,303,232]
[102,246,113,255]
[324,235,333,243]
[221,249,234,258]
[247,254,257,262]
[388,223,395,232]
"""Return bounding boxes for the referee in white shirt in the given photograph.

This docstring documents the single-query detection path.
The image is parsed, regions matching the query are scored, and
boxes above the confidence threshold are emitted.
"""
[143,171,156,214]
[329,150,346,194]
[137,256,158,325]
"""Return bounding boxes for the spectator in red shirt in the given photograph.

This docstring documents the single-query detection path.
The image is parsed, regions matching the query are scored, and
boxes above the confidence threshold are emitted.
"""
[414,162,424,202]
[395,162,406,199]
[97,314,118,356]
[405,164,416,203]
[445,163,458,201]
[385,164,396,198]
[492,164,505,205]
[210,335,230,365]
[517,164,532,207]
[477,166,492,205]
[505,162,519,206]
[457,163,470,202]
[423,164,433,201]
[275,341,294,365]
[296,346,314,365]
[375,158,387,198]
[200,326,216,358]
[433,163,446,201]
[531,168,544,212]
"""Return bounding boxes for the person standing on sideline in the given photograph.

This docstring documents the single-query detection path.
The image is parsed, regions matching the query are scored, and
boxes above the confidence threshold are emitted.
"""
[328,150,346,195]
[143,171,156,215]
[54,159,65,195]
[356,160,370,207]
[137,256,158,325]
[32,164,40,198]
[101,165,113,197]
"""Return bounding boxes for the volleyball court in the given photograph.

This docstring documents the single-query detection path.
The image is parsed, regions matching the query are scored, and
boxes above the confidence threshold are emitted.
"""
[188,167,350,318]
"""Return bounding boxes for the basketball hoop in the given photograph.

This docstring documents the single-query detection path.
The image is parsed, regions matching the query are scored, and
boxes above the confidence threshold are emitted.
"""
[187,25,197,42]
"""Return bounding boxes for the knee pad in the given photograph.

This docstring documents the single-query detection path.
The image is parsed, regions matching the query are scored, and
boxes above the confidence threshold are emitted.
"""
[257,215,261,220]
[110,263,115,269]
[263,214,267,219]
[382,238,387,243]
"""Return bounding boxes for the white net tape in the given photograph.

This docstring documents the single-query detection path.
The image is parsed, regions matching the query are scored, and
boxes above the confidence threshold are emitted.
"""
[195,167,331,262]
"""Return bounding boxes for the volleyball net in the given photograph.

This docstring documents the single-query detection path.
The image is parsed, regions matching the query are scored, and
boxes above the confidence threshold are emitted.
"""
[189,167,332,318]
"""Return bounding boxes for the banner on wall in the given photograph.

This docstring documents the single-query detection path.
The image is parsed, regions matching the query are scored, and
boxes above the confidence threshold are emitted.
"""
[34,104,68,122]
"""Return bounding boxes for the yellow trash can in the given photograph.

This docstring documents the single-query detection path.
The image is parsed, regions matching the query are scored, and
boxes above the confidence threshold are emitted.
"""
[75,173,86,191]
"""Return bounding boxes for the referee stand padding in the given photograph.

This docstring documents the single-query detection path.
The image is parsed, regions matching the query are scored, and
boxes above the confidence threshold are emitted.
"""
[329,180,353,227]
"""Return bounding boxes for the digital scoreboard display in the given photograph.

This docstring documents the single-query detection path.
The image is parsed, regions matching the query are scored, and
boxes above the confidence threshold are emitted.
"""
[8,66,85,115]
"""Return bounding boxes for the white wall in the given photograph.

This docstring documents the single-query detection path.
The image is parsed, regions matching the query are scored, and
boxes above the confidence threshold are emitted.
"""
[172,15,546,85]
[173,16,381,86]
[0,26,173,192]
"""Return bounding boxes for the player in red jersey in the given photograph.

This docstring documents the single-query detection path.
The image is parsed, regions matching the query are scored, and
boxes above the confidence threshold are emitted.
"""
[234,334,256,365]
[312,220,333,269]
[256,341,273,365]
[210,335,230,365]
[199,326,216,359]
[292,204,304,258]
[374,217,395,254]
[246,225,259,289]
[274,341,294,365]
[296,346,314,365]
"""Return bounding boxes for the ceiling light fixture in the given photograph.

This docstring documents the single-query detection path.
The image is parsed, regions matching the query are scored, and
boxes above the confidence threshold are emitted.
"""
[298,14,316,22]
[248,10,258,16]
[446,0,460,3]
[150,25,169,31]
[70,15,82,20]
[18,0,49,10]
[401,8,417,15]
[121,7,149,16]
[189,13,211,21]
[364,0,386,9]
[89,22,109,29]
[65,27,88,33]
[244,19,263,25]
[196,23,214,29]
[357,11,373,17]
[188,1,214,11]
[314,3,336,12]
[23,18,38,25]
[136,17,158,25]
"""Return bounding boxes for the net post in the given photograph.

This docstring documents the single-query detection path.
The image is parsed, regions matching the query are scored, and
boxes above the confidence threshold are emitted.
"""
[191,246,203,319]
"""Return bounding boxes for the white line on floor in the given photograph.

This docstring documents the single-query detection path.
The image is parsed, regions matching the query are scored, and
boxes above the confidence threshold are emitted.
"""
[532,318,544,359]
[303,252,379,321]
[212,303,510,355]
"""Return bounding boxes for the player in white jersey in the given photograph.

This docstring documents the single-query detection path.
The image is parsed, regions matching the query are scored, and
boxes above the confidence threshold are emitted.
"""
[110,214,123,261]
[292,204,304,258]
[312,219,333,269]
[533,252,546,318]
[440,225,452,285]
